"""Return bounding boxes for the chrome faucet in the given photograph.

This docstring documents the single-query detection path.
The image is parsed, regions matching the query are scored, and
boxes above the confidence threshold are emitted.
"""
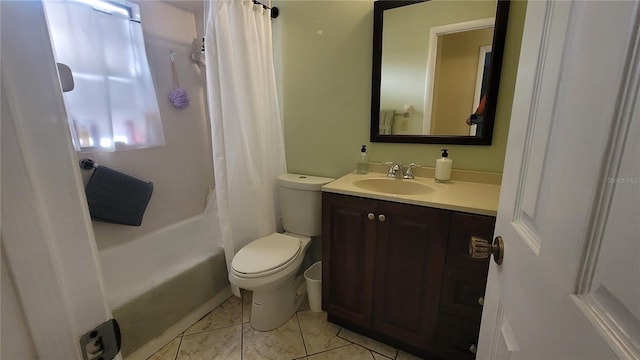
[403,163,420,179]
[384,162,404,178]
[384,162,421,179]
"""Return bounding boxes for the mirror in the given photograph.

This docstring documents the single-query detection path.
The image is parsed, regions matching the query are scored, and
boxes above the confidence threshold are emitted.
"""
[371,0,510,145]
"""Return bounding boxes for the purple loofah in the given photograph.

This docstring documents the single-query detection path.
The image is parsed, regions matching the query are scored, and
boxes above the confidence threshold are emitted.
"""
[169,87,190,109]
[169,52,190,110]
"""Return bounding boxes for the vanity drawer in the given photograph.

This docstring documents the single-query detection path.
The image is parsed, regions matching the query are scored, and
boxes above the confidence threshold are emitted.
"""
[446,212,495,271]
[434,313,481,360]
[439,266,487,322]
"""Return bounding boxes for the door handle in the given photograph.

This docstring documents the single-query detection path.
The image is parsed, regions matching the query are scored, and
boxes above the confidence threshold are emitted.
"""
[469,236,504,265]
[367,213,375,220]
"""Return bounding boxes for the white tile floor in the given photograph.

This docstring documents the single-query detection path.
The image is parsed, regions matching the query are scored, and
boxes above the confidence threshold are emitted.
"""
[146,291,424,360]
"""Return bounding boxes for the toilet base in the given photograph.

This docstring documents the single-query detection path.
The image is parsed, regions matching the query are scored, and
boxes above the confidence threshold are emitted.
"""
[250,275,305,331]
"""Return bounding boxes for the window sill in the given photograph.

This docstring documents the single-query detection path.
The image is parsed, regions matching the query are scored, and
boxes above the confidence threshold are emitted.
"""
[78,143,165,153]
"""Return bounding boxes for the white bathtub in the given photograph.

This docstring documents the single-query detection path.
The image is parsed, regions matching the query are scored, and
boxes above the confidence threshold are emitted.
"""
[98,193,232,357]
[99,193,223,308]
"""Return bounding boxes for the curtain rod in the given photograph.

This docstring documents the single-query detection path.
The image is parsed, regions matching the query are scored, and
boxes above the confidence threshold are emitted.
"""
[252,0,279,18]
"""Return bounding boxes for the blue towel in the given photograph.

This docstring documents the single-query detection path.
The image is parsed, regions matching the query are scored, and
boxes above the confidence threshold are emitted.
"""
[85,166,153,226]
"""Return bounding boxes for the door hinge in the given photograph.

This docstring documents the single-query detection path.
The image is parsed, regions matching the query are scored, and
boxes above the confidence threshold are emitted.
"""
[79,319,121,360]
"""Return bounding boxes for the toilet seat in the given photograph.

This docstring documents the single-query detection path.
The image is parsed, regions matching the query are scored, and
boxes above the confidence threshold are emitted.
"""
[232,233,301,278]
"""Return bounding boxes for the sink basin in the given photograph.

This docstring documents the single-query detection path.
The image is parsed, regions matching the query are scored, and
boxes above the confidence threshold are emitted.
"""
[353,178,433,195]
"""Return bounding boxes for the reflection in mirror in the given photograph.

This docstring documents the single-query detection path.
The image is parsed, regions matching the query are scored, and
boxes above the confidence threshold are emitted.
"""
[371,0,510,145]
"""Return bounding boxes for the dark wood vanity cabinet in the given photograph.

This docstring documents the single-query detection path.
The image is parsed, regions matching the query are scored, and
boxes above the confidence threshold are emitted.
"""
[322,192,495,359]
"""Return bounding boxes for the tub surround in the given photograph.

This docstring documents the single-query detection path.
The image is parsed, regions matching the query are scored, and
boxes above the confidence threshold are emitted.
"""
[100,195,227,358]
[86,1,213,250]
[115,253,229,357]
[322,164,501,216]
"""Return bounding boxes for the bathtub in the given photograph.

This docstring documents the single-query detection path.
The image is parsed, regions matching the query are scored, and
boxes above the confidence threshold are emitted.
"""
[99,194,231,358]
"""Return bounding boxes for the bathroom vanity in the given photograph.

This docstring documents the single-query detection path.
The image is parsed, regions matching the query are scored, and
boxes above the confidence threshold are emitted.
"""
[321,171,499,359]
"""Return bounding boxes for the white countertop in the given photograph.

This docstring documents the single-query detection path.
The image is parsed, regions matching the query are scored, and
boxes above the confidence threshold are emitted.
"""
[321,171,501,216]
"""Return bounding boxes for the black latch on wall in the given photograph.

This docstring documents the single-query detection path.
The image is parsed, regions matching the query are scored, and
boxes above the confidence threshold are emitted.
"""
[79,319,122,360]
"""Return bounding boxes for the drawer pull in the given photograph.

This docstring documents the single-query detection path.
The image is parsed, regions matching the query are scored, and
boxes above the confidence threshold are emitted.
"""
[478,297,484,306]
[378,214,386,222]
[469,344,477,354]
[367,213,375,220]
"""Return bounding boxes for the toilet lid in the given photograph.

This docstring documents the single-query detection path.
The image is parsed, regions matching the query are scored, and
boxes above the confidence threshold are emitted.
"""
[232,233,301,275]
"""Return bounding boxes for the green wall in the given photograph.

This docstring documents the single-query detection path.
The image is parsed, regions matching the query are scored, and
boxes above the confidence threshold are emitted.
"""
[274,0,527,179]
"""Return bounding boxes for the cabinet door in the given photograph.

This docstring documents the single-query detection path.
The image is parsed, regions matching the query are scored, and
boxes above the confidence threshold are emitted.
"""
[322,193,378,328]
[372,201,450,349]
[446,212,495,272]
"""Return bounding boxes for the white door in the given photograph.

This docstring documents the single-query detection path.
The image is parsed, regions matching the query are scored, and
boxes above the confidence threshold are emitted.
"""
[478,0,639,359]
[1,1,120,359]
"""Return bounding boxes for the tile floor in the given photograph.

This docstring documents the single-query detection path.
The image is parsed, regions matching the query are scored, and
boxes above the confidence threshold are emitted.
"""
[147,291,423,360]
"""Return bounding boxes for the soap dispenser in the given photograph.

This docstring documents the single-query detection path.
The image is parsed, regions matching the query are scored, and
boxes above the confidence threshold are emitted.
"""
[435,149,452,182]
[356,145,369,174]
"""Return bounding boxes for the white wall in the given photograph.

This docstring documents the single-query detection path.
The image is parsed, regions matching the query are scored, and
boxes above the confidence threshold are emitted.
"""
[82,1,213,249]
[1,254,38,360]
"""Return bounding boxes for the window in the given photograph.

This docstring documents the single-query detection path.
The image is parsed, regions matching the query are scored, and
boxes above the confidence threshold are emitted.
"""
[44,0,164,151]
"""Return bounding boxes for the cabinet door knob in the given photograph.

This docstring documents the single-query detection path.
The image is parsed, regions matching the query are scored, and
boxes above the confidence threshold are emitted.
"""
[367,213,375,220]
[469,344,477,354]
[378,214,386,222]
[478,297,484,306]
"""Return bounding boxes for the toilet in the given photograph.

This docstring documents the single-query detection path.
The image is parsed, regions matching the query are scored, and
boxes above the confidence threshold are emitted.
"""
[228,173,334,331]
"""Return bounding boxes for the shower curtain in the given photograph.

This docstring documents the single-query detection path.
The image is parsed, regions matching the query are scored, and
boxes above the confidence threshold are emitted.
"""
[205,0,287,296]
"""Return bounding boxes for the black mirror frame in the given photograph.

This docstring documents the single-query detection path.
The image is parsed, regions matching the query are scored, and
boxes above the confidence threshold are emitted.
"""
[370,0,510,145]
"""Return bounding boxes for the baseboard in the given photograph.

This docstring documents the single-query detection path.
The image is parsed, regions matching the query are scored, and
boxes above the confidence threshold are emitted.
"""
[124,286,232,360]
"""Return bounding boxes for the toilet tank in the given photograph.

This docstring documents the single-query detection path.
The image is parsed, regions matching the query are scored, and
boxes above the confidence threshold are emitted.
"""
[276,173,334,236]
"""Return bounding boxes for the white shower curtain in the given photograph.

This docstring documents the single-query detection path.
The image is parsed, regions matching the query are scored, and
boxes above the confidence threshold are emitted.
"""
[205,0,287,297]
